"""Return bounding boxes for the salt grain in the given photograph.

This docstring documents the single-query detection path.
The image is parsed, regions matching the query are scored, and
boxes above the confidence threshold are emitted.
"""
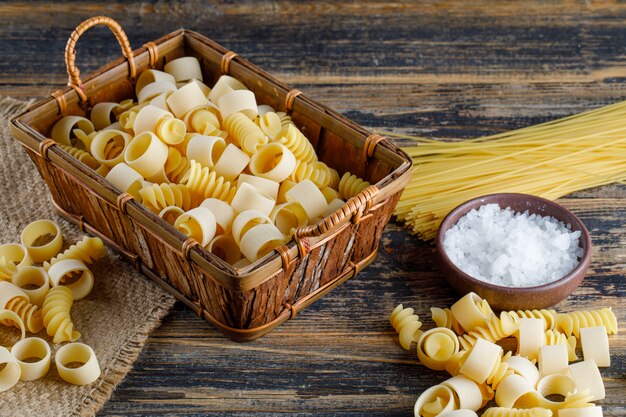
[443,204,583,287]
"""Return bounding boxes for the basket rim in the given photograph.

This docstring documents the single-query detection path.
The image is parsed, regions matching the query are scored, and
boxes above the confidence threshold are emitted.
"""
[9,27,412,293]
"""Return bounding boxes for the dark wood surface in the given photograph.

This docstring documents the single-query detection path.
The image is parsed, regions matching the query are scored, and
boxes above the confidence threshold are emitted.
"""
[1,1,624,415]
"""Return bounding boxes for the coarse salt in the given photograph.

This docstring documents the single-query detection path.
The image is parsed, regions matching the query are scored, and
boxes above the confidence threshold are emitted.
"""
[443,204,583,287]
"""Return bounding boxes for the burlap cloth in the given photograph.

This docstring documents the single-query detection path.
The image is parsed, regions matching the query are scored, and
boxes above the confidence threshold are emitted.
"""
[0,97,176,416]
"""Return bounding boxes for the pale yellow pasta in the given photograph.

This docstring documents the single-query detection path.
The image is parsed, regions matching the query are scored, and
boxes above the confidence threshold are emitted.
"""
[11,266,49,307]
[232,210,273,245]
[517,318,545,361]
[139,183,193,213]
[450,292,495,334]
[580,326,610,367]
[417,327,459,371]
[558,407,603,417]
[11,337,51,381]
[72,128,98,151]
[223,111,268,154]
[285,179,328,220]
[137,80,176,104]
[445,350,469,377]
[41,286,80,344]
[414,384,457,417]
[167,81,210,118]
[159,206,185,225]
[132,104,172,134]
[89,129,129,167]
[481,408,552,417]
[494,374,540,408]
[164,56,203,82]
[458,316,513,351]
[47,259,94,300]
[231,183,276,217]
[238,174,279,200]
[155,115,187,145]
[460,339,514,389]
[431,307,464,335]
[441,375,483,411]
[322,198,346,218]
[124,132,169,180]
[239,224,284,262]
[55,342,101,385]
[164,147,192,183]
[118,103,146,130]
[257,104,275,116]
[255,111,282,139]
[214,144,251,181]
[543,330,577,361]
[59,144,104,173]
[44,236,106,270]
[20,219,63,263]
[50,116,95,147]
[320,186,341,204]
[561,390,595,409]
[290,160,337,188]
[0,309,25,342]
[182,160,237,203]
[536,373,577,412]
[200,198,237,235]
[0,256,17,282]
[186,134,226,169]
[207,235,242,264]
[218,89,258,120]
[0,346,21,392]
[389,304,424,350]
[500,309,557,335]
[149,91,174,111]
[270,202,309,237]
[135,69,176,95]
[568,360,605,401]
[184,106,221,135]
[105,162,144,199]
[249,143,296,183]
[338,172,371,200]
[555,308,617,338]
[0,244,32,273]
[275,123,317,163]
[208,75,248,104]
[174,207,217,246]
[439,410,478,417]
[503,354,541,388]
[0,281,43,333]
[277,180,297,204]
[90,102,118,130]
[538,345,569,376]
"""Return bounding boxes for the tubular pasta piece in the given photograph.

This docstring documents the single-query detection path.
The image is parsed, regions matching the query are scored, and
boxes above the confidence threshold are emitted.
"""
[44,236,105,270]
[159,206,185,225]
[450,292,494,333]
[275,124,317,163]
[270,202,309,237]
[232,210,272,245]
[50,116,95,147]
[517,318,545,361]
[239,224,284,262]
[250,143,296,183]
[91,129,131,167]
[504,355,541,388]
[440,410,478,417]
[544,330,577,362]
[124,132,169,179]
[184,106,221,135]
[47,259,94,300]
[182,160,237,203]
[156,116,187,145]
[164,56,203,82]
[257,104,275,116]
[277,180,296,203]
[55,342,101,385]
[175,207,217,247]
[133,104,173,134]
[137,80,176,104]
[208,235,242,264]
[11,337,51,381]
[285,179,328,220]
[495,374,540,408]
[113,99,135,117]
[136,69,176,95]
[580,326,610,367]
[538,344,568,376]
[186,135,226,169]
[501,309,557,335]
[555,308,617,338]
[167,81,210,118]
[208,75,248,104]
[20,219,63,263]
[460,338,513,389]
[139,183,193,214]
[223,112,268,154]
[90,102,118,130]
[559,407,603,417]
[338,172,371,200]
[219,89,258,120]
[482,408,552,417]
[214,144,251,181]
[441,375,482,411]
[0,346,20,392]
[414,384,457,417]
[238,174,279,200]
[187,79,211,96]
[12,266,49,307]
[200,198,237,235]
[256,111,282,139]
[231,183,275,217]
[568,360,605,401]
[459,316,512,351]
[389,304,423,350]
[0,281,43,333]
[0,244,31,280]
[0,309,26,342]
[149,91,174,111]
[431,307,464,335]
[536,373,577,412]
[105,163,144,199]
[416,327,459,371]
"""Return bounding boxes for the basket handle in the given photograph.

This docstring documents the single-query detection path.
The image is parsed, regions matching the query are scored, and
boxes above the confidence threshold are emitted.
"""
[65,16,137,102]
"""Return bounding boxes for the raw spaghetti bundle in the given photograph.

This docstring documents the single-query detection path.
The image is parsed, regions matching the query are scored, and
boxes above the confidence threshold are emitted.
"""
[384,100,626,240]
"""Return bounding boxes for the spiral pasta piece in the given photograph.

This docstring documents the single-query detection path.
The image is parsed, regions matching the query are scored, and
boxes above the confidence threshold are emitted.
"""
[0,256,17,281]
[431,307,464,335]
[2,296,43,334]
[255,111,282,139]
[181,160,237,203]
[482,408,552,417]
[43,236,106,271]
[41,286,80,344]
[339,172,371,200]
[458,316,513,351]
[561,390,595,409]
[223,112,268,154]
[290,160,336,188]
[555,308,617,338]
[459,339,513,390]
[417,327,460,371]
[543,329,578,361]
[275,111,293,129]
[184,105,221,135]
[139,183,193,213]
[445,350,469,377]
[275,123,317,163]
[389,304,424,350]
[164,147,192,183]
[414,384,457,417]
[58,144,106,175]
[500,309,557,335]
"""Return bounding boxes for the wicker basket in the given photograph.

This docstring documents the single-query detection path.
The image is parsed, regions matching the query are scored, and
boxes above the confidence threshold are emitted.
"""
[9,16,412,341]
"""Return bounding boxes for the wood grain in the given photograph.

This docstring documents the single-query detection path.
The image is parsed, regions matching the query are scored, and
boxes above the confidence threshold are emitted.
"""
[1,1,624,416]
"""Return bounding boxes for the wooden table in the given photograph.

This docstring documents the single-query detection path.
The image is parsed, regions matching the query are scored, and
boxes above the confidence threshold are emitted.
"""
[2,1,624,415]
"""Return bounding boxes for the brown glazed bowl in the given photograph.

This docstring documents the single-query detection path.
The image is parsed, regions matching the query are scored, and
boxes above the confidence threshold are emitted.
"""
[436,193,592,311]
